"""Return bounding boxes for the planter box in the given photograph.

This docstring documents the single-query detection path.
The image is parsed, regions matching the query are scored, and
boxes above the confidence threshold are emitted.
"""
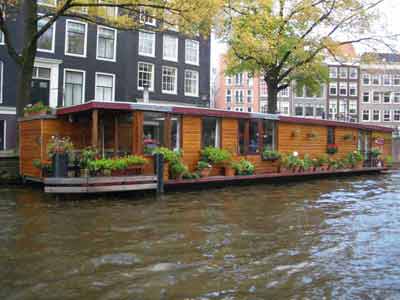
[52,153,69,178]
[125,165,144,176]
[199,167,212,177]
[224,166,235,177]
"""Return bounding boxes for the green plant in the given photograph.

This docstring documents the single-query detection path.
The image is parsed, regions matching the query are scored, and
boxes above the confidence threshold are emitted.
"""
[32,159,42,169]
[24,101,51,115]
[302,154,313,171]
[283,152,301,169]
[385,155,394,167]
[232,159,255,175]
[182,171,201,180]
[153,147,181,163]
[262,148,281,161]
[370,148,382,158]
[200,147,232,165]
[170,160,188,178]
[317,154,329,165]
[80,147,97,169]
[125,155,148,166]
[112,159,128,171]
[197,160,212,170]
[47,136,74,157]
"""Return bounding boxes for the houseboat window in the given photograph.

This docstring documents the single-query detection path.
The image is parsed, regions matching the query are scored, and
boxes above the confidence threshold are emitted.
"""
[248,120,259,153]
[202,117,220,148]
[263,120,276,151]
[238,120,246,155]
[171,116,181,150]
[143,112,165,154]
[327,127,335,144]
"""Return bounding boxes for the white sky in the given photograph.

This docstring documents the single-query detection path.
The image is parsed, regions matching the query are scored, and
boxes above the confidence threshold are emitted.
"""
[211,0,400,71]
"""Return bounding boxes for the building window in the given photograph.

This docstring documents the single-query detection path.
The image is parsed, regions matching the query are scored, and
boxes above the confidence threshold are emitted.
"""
[372,110,380,121]
[362,110,370,121]
[349,100,357,114]
[95,73,115,102]
[327,127,335,144]
[185,40,199,65]
[329,67,337,78]
[279,87,289,97]
[247,120,259,154]
[64,69,85,106]
[37,16,55,52]
[394,92,400,103]
[247,107,252,112]
[372,74,380,85]
[373,91,380,103]
[349,68,358,79]
[383,74,391,86]
[315,106,324,117]
[383,92,391,103]
[65,20,87,57]
[260,81,268,97]
[329,83,337,96]
[304,106,313,117]
[97,26,116,61]
[137,62,154,91]
[226,89,232,103]
[279,102,290,115]
[235,90,244,103]
[184,70,199,97]
[138,31,156,57]
[238,120,246,154]
[247,89,252,102]
[363,92,370,103]
[339,67,348,79]
[202,117,220,148]
[295,106,303,116]
[247,74,253,87]
[234,73,243,85]
[163,35,178,62]
[329,100,337,116]
[139,7,156,26]
[263,120,276,150]
[339,100,347,114]
[383,110,391,122]
[171,116,181,151]
[349,83,357,96]
[393,75,400,86]
[143,112,165,154]
[98,0,118,18]
[362,73,370,85]
[161,66,177,94]
[394,110,400,121]
[226,76,232,86]
[339,83,347,96]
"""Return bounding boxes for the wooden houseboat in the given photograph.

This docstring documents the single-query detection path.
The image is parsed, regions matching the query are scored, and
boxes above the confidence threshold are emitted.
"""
[19,101,393,193]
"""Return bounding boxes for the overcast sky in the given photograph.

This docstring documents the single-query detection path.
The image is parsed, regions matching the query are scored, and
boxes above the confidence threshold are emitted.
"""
[211,0,400,70]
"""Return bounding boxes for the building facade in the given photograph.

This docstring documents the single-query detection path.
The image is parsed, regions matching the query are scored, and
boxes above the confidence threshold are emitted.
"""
[0,3,211,151]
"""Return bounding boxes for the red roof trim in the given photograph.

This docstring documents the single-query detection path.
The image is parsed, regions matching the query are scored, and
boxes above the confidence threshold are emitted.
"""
[56,102,133,115]
[280,116,393,132]
[171,106,252,119]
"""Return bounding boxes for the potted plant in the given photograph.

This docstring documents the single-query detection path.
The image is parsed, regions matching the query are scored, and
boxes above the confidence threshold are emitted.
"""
[370,148,381,167]
[170,160,188,180]
[111,158,128,176]
[311,157,322,172]
[385,155,393,168]
[153,147,182,178]
[346,151,364,169]
[125,155,148,175]
[200,147,232,176]
[47,136,73,177]
[23,101,51,117]
[80,147,97,177]
[326,144,338,155]
[232,159,255,176]
[302,154,313,172]
[317,154,329,171]
[262,148,281,161]
[287,152,301,172]
[197,160,212,177]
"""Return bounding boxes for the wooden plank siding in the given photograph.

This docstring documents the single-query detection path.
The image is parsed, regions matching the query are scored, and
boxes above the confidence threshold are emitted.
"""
[181,116,202,171]
[19,120,42,178]
[334,127,358,157]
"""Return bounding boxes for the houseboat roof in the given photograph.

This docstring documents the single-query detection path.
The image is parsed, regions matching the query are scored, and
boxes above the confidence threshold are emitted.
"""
[56,101,393,133]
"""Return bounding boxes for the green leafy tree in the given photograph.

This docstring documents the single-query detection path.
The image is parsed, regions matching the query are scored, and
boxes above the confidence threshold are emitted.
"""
[0,0,222,120]
[222,0,386,114]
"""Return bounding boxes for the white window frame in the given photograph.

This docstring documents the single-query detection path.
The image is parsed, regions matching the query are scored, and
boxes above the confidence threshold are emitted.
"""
[0,31,4,45]
[349,100,357,114]
[339,67,348,79]
[184,69,199,97]
[349,83,357,96]
[362,109,370,121]
[226,76,232,86]
[137,62,154,92]
[372,109,380,122]
[383,110,391,122]
[339,82,347,96]
[161,66,178,95]
[394,110,400,121]
[38,0,57,7]
[393,75,400,86]
[394,92,400,103]
[139,7,156,26]
[163,34,178,62]
[383,91,392,104]
[362,91,370,103]
[226,89,232,102]
[247,89,253,102]
[185,39,199,66]
[138,30,156,57]
[373,91,380,103]
[362,73,370,85]
[372,74,380,85]
[329,67,337,79]
[63,68,86,106]
[37,14,56,53]
[95,72,115,102]
[349,67,358,79]
[329,83,337,96]
[383,74,391,86]
[99,0,118,18]
[96,25,117,62]
[65,20,88,58]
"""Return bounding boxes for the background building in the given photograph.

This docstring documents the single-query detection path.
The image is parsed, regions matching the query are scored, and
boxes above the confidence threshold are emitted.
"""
[0,3,211,151]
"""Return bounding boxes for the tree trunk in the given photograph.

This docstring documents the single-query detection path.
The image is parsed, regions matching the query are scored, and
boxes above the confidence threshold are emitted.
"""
[16,60,35,118]
[266,80,278,114]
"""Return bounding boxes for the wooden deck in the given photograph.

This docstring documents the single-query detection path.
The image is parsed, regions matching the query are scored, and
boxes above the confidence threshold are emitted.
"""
[44,175,158,194]
[165,167,388,188]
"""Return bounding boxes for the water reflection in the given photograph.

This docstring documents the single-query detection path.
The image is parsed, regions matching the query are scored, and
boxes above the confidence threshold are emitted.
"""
[1,173,400,299]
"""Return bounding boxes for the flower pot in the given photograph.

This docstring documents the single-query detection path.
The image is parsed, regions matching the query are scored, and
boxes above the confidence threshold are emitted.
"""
[52,153,69,178]
[355,161,363,169]
[224,166,235,177]
[200,167,212,177]
[125,165,144,176]
[80,168,89,177]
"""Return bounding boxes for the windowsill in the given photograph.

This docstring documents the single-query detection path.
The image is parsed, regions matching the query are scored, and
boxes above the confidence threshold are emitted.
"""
[163,57,178,63]
[139,53,156,58]
[37,48,55,54]
[65,52,87,58]
[96,57,116,63]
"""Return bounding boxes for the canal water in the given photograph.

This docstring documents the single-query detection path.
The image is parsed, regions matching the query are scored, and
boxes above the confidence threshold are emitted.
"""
[1,172,400,299]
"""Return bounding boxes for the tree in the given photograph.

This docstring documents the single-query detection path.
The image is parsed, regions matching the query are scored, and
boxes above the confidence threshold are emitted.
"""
[222,0,387,114]
[0,0,222,119]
